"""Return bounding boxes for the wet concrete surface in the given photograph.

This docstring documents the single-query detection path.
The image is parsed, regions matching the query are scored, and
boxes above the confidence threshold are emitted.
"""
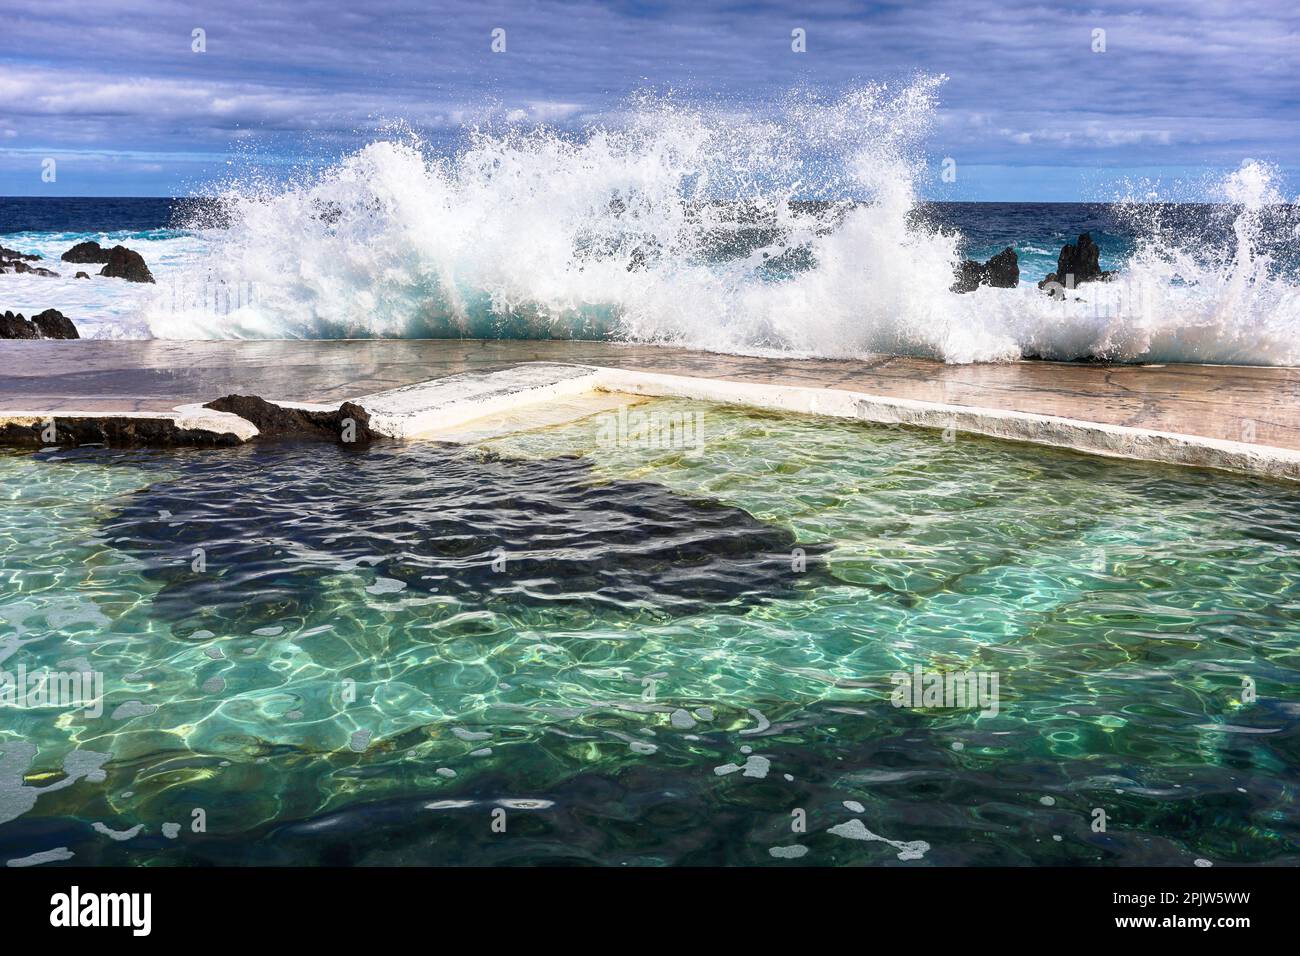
[2,338,1298,452]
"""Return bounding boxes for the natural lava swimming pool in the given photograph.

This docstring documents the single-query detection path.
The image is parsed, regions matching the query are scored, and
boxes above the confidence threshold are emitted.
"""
[1,398,1298,866]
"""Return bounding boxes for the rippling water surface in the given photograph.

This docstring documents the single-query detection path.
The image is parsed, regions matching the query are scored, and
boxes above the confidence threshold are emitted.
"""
[2,401,1298,866]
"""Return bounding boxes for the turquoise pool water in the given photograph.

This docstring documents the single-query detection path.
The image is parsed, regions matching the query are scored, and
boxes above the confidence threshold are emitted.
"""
[1,400,1298,866]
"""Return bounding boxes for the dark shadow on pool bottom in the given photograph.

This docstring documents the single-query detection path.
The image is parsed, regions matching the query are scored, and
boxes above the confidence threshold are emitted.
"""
[82,441,833,632]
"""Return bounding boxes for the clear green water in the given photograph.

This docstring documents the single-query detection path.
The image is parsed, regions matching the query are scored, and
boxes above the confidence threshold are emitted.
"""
[1,400,1298,866]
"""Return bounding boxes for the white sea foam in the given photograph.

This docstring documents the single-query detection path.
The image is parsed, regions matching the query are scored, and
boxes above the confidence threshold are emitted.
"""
[0,230,201,338]
[45,79,1300,365]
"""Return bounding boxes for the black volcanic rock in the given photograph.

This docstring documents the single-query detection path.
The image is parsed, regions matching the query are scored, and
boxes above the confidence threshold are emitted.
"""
[75,271,90,279]
[0,245,57,276]
[99,245,154,283]
[951,258,984,293]
[60,240,155,281]
[984,247,1019,287]
[0,309,80,339]
[951,247,1019,293]
[1,259,59,276]
[203,395,377,443]
[31,309,79,339]
[0,417,243,448]
[0,311,39,339]
[61,240,113,264]
[1038,233,1114,293]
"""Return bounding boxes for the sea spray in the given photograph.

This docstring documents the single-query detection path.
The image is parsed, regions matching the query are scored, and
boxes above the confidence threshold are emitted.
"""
[1092,160,1300,365]
[140,81,1300,365]
[143,78,971,351]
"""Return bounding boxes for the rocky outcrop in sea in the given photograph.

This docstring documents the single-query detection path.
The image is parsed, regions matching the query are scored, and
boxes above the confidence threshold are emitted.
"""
[1038,233,1114,295]
[61,240,155,282]
[952,247,1019,293]
[0,309,80,339]
[0,245,59,277]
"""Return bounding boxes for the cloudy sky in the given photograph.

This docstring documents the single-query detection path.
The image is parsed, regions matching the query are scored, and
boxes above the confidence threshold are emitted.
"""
[1,0,1296,199]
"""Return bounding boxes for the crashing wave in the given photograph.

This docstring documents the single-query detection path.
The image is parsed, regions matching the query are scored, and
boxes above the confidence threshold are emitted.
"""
[141,79,1300,366]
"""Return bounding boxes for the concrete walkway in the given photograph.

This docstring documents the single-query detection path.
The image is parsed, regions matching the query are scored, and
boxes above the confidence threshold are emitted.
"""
[2,339,1299,477]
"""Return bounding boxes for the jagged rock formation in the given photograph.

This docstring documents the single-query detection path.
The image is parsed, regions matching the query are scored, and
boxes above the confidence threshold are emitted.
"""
[203,395,377,443]
[952,247,1019,293]
[0,309,80,339]
[1038,233,1114,294]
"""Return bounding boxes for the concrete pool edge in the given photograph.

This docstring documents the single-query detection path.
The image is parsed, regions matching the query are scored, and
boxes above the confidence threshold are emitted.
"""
[585,367,1300,481]
[358,362,1299,480]
[337,361,1300,481]
[2,358,1298,481]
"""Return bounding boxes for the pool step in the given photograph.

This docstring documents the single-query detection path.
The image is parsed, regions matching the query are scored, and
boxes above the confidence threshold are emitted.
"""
[417,389,652,444]
[353,363,603,440]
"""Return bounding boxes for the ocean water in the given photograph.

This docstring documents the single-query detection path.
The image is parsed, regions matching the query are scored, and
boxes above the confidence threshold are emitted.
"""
[1,81,1298,362]
[1,400,1298,866]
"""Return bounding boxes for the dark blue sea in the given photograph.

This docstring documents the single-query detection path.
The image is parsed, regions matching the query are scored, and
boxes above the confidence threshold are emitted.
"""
[0,196,1162,274]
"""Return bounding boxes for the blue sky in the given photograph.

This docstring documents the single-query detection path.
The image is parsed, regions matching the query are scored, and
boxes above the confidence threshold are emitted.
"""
[1,0,1297,200]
